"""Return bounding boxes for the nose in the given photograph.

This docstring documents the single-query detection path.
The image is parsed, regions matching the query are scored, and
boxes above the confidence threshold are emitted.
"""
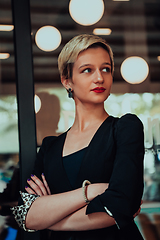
[94,69,104,83]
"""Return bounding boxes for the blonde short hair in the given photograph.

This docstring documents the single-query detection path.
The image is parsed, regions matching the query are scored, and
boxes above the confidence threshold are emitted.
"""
[58,34,114,79]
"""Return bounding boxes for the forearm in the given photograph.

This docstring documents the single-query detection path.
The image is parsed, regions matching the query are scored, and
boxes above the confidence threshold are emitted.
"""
[26,188,86,230]
[26,183,108,231]
[49,206,116,231]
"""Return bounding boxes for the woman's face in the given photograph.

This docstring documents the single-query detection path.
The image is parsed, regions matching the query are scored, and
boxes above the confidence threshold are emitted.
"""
[70,46,113,105]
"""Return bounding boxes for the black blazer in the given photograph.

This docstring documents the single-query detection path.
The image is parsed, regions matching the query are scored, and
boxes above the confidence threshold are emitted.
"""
[33,113,145,240]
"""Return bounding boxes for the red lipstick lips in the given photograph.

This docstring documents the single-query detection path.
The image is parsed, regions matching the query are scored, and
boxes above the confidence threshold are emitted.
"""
[91,87,106,93]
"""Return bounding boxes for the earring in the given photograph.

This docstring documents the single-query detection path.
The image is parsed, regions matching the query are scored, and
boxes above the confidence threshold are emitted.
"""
[68,88,73,98]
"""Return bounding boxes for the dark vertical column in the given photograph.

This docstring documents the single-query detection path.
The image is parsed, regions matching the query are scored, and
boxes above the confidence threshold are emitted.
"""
[11,0,39,239]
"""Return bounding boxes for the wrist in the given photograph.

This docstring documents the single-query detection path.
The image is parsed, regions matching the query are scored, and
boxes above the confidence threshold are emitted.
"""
[87,184,94,202]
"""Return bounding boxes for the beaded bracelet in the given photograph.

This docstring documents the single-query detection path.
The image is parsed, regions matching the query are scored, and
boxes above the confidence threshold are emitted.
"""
[82,180,91,204]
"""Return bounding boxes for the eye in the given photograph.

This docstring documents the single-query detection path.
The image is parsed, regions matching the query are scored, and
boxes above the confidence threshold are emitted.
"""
[102,67,111,73]
[83,68,92,73]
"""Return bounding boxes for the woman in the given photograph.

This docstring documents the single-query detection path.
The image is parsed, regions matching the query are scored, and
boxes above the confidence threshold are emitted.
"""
[12,34,144,240]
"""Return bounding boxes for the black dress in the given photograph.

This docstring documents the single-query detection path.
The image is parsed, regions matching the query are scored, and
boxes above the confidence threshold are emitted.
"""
[33,113,145,240]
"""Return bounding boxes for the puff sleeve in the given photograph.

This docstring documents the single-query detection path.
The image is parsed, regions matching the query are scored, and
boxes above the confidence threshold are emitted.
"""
[86,114,145,229]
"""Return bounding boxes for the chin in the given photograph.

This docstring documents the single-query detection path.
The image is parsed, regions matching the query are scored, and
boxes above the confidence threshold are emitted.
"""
[95,95,109,102]
[75,95,108,105]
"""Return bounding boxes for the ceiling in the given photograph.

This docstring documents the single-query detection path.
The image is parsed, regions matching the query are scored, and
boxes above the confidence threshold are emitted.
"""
[0,0,160,86]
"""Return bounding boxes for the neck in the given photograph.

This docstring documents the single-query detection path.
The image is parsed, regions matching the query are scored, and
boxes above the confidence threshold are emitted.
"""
[72,102,109,132]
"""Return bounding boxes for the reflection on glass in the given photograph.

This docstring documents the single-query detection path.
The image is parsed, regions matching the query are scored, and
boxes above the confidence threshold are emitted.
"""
[35,92,61,146]
[34,94,41,113]
[0,2,18,239]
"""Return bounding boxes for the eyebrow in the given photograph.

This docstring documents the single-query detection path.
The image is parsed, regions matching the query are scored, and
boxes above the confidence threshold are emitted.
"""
[79,62,111,70]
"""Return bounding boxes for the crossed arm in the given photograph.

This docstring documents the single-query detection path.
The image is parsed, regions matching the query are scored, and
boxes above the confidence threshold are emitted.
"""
[25,174,115,231]
[25,174,141,232]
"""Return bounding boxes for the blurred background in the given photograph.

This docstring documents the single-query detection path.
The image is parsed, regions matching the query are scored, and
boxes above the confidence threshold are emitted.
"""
[0,0,160,239]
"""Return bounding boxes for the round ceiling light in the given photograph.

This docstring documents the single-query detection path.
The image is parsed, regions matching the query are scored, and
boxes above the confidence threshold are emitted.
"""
[35,26,61,52]
[120,56,149,84]
[34,95,41,113]
[69,0,104,26]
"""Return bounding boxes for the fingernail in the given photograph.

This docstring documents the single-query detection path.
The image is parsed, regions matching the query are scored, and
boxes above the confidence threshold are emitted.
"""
[27,178,30,181]
[25,186,28,188]
[42,173,44,176]
[31,174,34,177]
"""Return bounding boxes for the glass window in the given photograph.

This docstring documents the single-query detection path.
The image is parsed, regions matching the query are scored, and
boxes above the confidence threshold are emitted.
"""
[0,1,19,239]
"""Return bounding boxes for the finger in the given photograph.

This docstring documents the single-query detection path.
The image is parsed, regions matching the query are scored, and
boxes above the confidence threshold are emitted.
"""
[133,211,138,218]
[25,186,36,195]
[27,178,44,196]
[30,174,48,196]
[133,207,141,218]
[138,207,141,213]
[41,173,51,195]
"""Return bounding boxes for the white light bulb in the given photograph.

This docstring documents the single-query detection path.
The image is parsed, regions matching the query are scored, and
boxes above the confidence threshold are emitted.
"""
[120,56,149,84]
[69,0,104,26]
[35,26,61,52]
[34,95,41,113]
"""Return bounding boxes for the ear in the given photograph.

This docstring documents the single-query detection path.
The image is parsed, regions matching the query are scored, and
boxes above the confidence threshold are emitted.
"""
[61,76,72,90]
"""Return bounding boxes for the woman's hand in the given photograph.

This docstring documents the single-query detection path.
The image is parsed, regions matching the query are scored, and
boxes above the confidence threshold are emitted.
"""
[133,200,143,218]
[25,174,51,196]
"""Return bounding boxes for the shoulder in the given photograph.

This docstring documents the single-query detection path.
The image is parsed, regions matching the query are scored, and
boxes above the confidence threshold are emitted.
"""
[37,136,57,155]
[114,113,144,140]
[42,136,57,145]
[41,131,68,151]
[117,113,143,129]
